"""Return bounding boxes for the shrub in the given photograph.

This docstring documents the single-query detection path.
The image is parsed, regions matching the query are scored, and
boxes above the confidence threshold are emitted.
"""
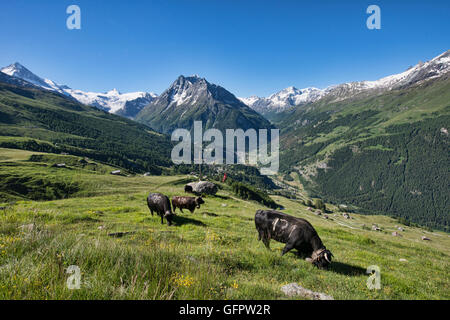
[231,182,279,209]
[314,198,326,211]
[304,199,313,207]
[397,217,411,226]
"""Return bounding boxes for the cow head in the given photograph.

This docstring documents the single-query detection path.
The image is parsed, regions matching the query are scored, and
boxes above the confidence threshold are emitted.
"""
[310,248,333,269]
[164,210,174,225]
[195,197,205,208]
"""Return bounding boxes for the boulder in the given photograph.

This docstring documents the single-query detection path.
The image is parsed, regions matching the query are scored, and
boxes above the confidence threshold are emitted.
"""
[372,224,382,231]
[52,163,66,168]
[392,232,401,237]
[18,223,35,232]
[281,283,333,300]
[421,236,431,241]
[185,181,218,195]
[108,231,134,238]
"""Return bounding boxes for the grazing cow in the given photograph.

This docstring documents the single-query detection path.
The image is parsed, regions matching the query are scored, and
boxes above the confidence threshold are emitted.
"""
[147,193,174,226]
[255,210,333,269]
[172,196,204,214]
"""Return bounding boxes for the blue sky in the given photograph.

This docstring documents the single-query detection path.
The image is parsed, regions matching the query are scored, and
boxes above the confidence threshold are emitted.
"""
[0,0,449,97]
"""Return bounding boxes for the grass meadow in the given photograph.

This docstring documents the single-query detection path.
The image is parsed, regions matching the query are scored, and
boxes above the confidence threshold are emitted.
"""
[0,148,449,299]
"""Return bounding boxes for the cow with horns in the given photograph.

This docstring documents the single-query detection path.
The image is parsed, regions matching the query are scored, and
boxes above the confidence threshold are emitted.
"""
[255,210,333,269]
[147,193,174,226]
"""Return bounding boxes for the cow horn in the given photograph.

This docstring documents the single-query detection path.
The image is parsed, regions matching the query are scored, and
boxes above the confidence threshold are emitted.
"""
[324,252,331,263]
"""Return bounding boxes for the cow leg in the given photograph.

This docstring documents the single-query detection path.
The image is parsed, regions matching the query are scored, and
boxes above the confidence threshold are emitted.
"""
[281,242,295,256]
[160,214,164,225]
[150,209,154,216]
[262,237,271,250]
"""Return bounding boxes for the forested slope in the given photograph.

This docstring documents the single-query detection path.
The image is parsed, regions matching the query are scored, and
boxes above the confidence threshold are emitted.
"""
[0,79,173,173]
[277,75,450,231]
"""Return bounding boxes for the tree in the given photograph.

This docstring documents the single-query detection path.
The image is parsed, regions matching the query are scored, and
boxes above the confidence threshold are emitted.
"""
[314,198,326,211]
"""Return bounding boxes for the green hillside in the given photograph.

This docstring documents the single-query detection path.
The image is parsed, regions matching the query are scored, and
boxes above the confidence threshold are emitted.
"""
[0,80,173,174]
[0,78,277,189]
[0,148,448,300]
[277,75,450,231]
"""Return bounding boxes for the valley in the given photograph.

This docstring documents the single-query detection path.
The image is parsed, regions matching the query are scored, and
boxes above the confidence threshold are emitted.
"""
[277,72,450,231]
[0,51,449,231]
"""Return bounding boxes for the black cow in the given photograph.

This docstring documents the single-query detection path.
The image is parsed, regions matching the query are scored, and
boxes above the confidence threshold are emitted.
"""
[147,193,174,226]
[255,210,333,269]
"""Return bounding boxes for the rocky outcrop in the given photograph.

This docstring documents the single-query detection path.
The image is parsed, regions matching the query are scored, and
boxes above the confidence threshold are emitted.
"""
[281,283,333,300]
[186,181,218,195]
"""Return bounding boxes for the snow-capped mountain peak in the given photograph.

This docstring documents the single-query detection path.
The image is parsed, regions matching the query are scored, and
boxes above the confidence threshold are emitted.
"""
[0,62,157,118]
[2,62,28,76]
[162,75,212,107]
[135,74,272,134]
[268,86,324,105]
[64,88,157,114]
[239,96,261,107]
[107,88,121,95]
[362,49,450,90]
[1,62,69,95]
[239,86,325,115]
[2,62,33,78]
[240,49,450,116]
